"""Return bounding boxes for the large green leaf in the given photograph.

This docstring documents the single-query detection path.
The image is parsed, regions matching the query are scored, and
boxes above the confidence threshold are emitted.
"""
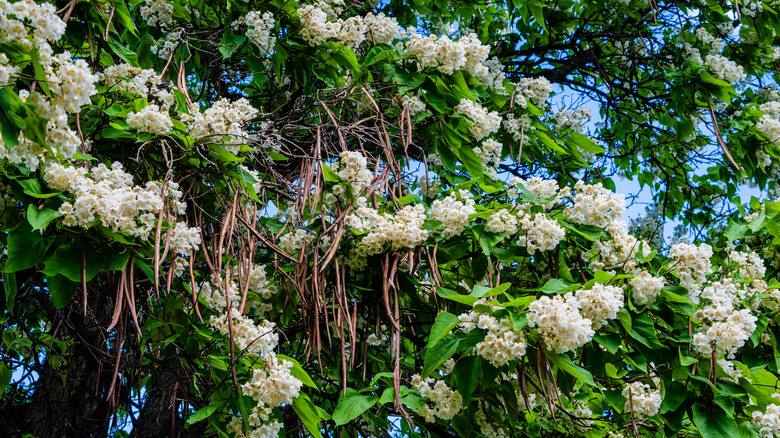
[292,394,322,438]
[427,312,461,349]
[422,334,459,378]
[5,221,47,273]
[453,356,481,405]
[545,350,595,386]
[47,274,78,309]
[332,389,378,426]
[692,404,739,438]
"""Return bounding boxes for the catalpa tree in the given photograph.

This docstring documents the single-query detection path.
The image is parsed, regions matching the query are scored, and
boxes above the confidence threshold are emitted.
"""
[1,0,780,437]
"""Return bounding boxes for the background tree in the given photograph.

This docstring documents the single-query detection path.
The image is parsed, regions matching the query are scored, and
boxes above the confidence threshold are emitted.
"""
[1,0,780,437]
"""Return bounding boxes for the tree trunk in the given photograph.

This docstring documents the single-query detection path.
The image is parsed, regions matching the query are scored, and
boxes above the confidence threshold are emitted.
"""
[25,279,115,437]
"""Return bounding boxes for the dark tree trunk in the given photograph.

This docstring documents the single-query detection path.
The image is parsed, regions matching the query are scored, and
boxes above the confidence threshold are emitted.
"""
[25,279,115,437]
[129,372,206,438]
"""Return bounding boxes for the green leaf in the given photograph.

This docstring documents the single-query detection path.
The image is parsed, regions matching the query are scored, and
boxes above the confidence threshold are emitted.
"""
[3,272,16,312]
[332,389,378,426]
[427,312,461,349]
[292,394,322,438]
[692,404,739,438]
[546,350,595,386]
[321,164,340,183]
[5,221,47,273]
[112,0,137,36]
[539,278,576,294]
[569,132,604,153]
[187,404,218,425]
[27,204,62,230]
[47,274,78,309]
[724,220,749,242]
[422,334,459,378]
[453,356,481,405]
[18,179,58,199]
[0,363,10,394]
[30,48,51,98]
[528,0,546,31]
[471,282,511,298]
[617,308,631,333]
[559,219,603,241]
[277,354,318,390]
[478,227,505,256]
[661,380,687,413]
[535,131,567,154]
[457,145,484,178]
[630,312,664,349]
[42,240,103,282]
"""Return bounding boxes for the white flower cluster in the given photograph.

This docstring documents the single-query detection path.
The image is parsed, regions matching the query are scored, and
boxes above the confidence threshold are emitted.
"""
[401,93,427,116]
[622,377,661,419]
[692,307,757,359]
[485,209,518,234]
[503,114,533,144]
[574,283,624,330]
[561,181,626,228]
[729,250,766,280]
[454,99,502,140]
[630,271,665,305]
[669,243,712,300]
[509,177,560,207]
[226,354,301,438]
[527,294,594,354]
[411,374,463,423]
[364,12,403,45]
[693,278,758,359]
[473,57,506,90]
[458,311,527,367]
[33,54,98,155]
[151,29,182,58]
[519,77,553,107]
[0,53,18,86]
[590,220,645,272]
[404,32,489,76]
[127,104,173,134]
[211,306,279,353]
[0,2,101,168]
[140,0,173,27]
[754,404,780,438]
[297,4,401,47]
[717,358,745,382]
[279,228,315,256]
[705,54,746,84]
[234,11,276,55]
[334,151,373,196]
[199,267,278,314]
[0,133,46,170]
[242,355,302,407]
[475,138,502,179]
[101,64,175,111]
[475,406,510,438]
[695,28,725,53]
[345,197,428,257]
[516,212,566,254]
[555,107,591,132]
[0,0,66,49]
[430,190,476,238]
[44,163,196,244]
[184,98,259,153]
[758,113,780,144]
[367,328,388,346]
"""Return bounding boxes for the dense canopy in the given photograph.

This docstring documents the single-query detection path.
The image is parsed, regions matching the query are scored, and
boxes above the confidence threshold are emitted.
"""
[2,0,780,437]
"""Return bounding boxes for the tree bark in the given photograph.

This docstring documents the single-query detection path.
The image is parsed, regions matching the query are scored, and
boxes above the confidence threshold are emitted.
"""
[25,279,115,437]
